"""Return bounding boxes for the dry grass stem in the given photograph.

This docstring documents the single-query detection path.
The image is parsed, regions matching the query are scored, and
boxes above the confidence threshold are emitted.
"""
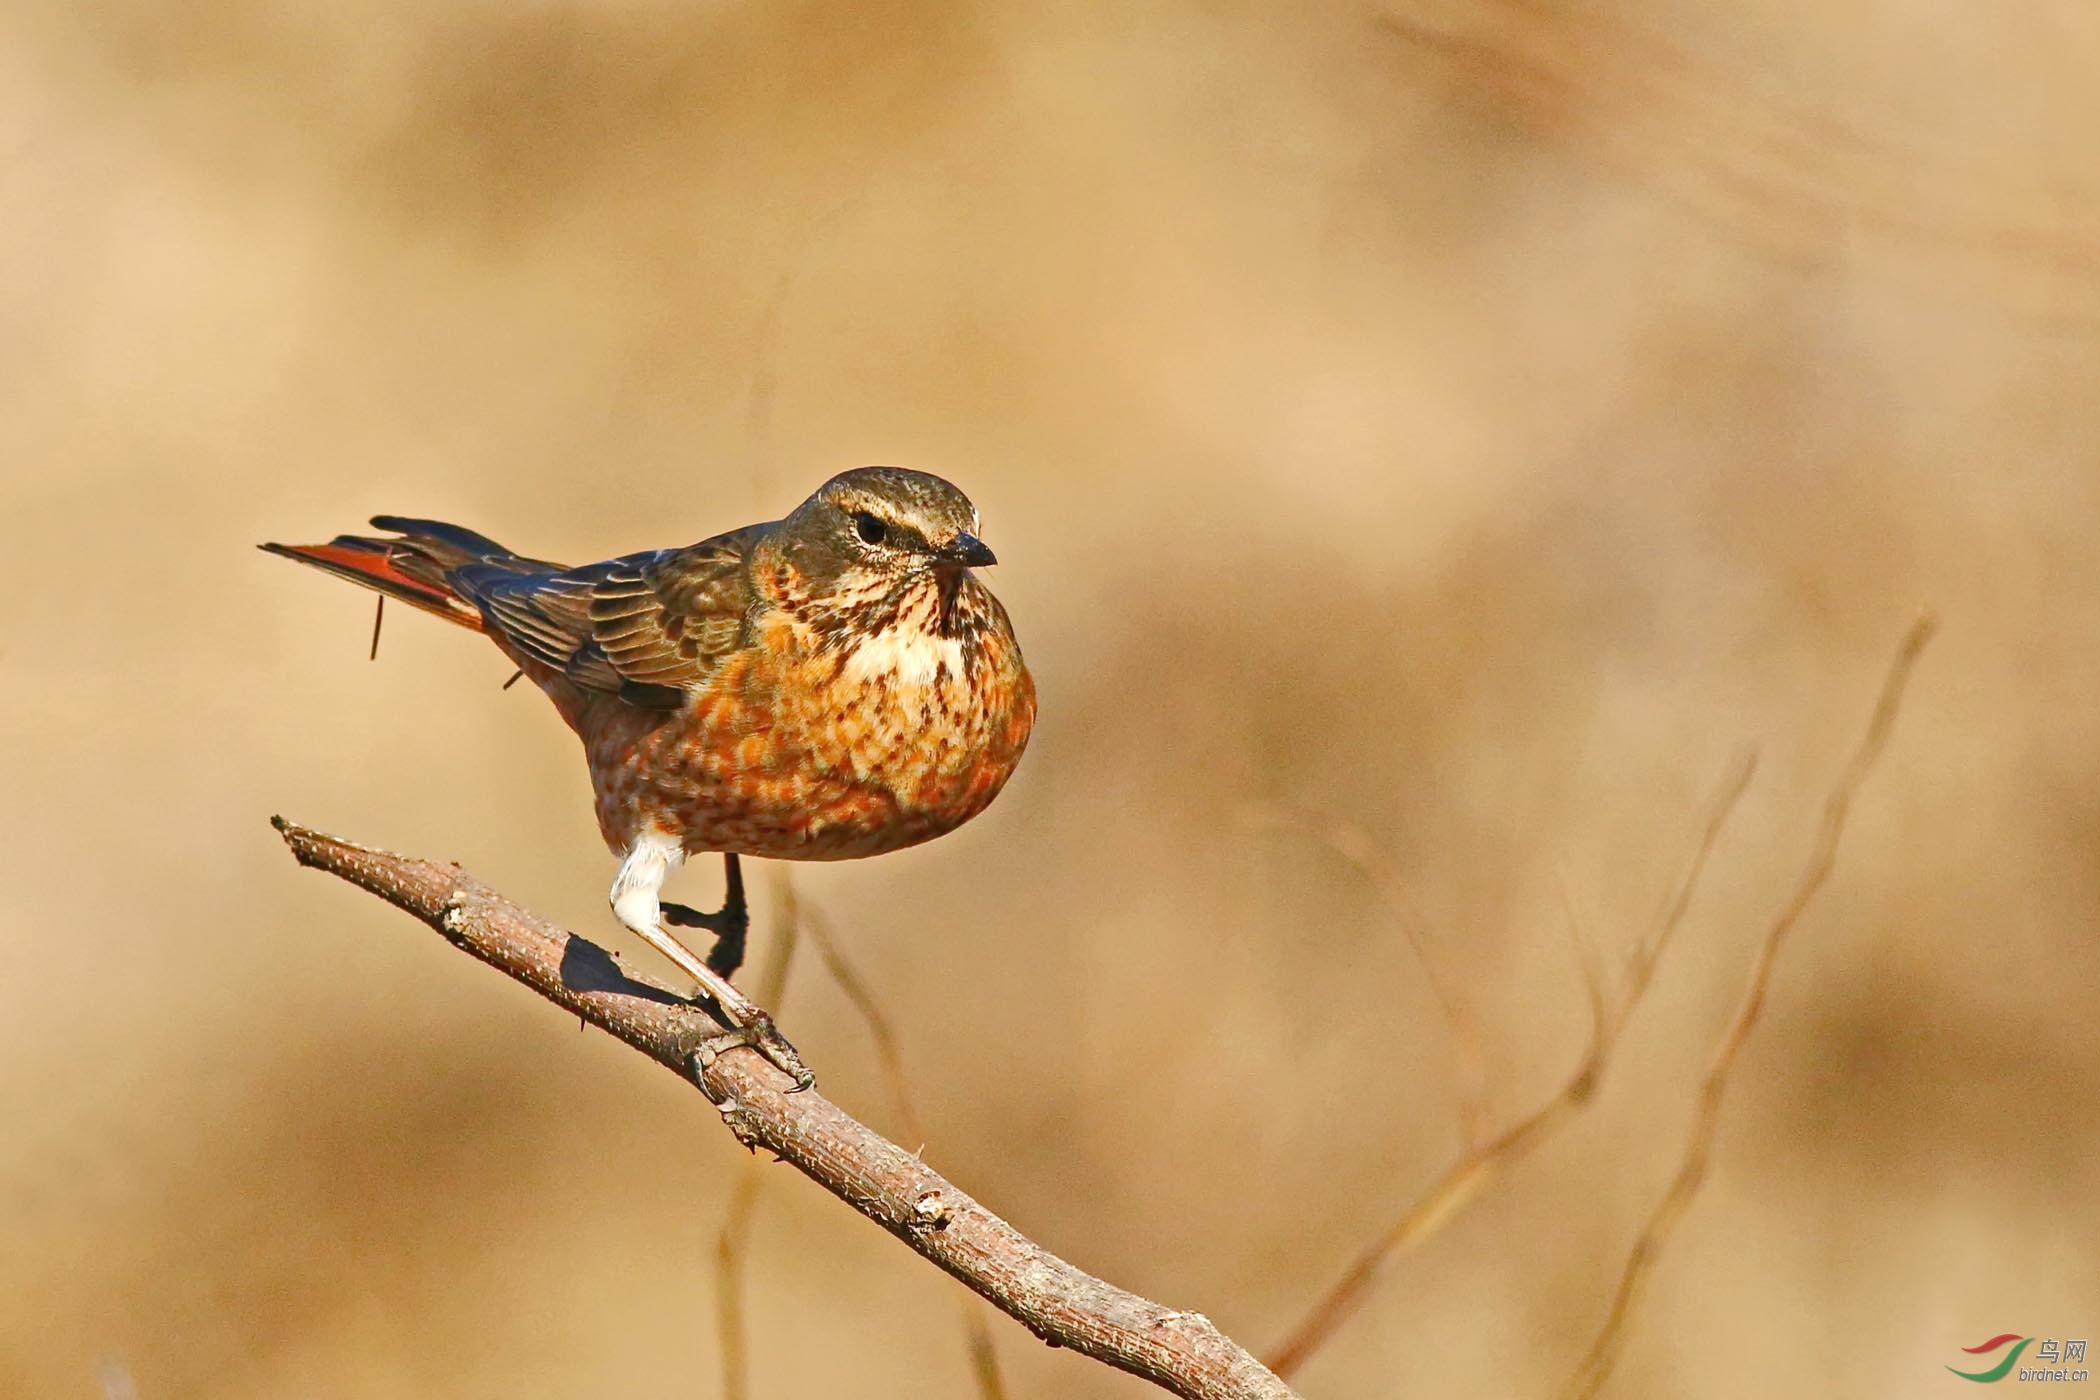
[714,868,804,1400]
[1266,749,1760,1378]
[806,904,1010,1399]
[1241,802,1491,1145]
[1556,616,1936,1399]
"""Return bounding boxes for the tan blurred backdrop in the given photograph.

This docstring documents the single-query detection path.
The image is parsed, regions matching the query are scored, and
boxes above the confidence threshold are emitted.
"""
[3,0,2097,1396]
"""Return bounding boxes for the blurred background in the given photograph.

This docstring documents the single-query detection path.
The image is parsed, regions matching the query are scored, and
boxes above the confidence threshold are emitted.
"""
[3,0,2097,1395]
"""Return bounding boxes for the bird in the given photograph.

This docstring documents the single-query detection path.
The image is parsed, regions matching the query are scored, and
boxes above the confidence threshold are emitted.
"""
[263,467,1036,1087]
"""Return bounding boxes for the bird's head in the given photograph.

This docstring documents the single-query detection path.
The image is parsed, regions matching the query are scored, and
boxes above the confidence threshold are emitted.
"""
[763,467,1005,640]
[803,465,994,568]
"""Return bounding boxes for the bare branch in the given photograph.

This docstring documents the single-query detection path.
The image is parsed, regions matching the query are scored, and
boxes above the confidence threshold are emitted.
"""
[1267,749,1759,1378]
[270,819,1297,1400]
[1557,616,1936,1399]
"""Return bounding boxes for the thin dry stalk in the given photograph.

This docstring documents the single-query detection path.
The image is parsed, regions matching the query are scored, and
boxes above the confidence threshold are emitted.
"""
[1240,803,1491,1146]
[1603,749,1760,1045]
[805,906,925,1144]
[1557,617,1935,1399]
[806,905,1010,1400]
[715,868,804,1400]
[269,821,1291,1399]
[714,1168,763,1400]
[1267,749,1759,1378]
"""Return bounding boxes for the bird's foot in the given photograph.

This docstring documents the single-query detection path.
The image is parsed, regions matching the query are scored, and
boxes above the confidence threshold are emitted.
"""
[687,1003,814,1092]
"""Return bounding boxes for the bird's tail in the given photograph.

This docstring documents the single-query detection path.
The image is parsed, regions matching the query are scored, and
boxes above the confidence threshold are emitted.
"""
[260,516,552,632]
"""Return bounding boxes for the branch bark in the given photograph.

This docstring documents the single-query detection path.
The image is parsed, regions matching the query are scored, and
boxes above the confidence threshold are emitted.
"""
[270,817,1298,1400]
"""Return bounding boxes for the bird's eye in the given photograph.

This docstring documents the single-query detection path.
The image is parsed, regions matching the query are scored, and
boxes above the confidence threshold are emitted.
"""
[852,511,887,546]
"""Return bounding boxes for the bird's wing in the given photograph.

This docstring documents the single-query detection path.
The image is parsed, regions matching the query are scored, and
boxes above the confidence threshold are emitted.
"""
[466,526,762,710]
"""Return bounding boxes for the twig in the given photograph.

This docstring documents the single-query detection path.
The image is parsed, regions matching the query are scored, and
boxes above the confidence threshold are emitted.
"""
[741,193,864,498]
[806,906,925,1145]
[963,1310,1012,1400]
[714,1157,764,1400]
[715,868,804,1400]
[1267,749,1759,1378]
[806,906,1011,1400]
[1557,616,1935,1399]
[269,818,1297,1400]
[1602,748,1761,1046]
[1240,803,1491,1146]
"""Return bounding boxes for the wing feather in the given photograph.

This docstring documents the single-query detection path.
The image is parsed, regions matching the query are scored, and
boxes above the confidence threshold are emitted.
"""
[467,528,760,709]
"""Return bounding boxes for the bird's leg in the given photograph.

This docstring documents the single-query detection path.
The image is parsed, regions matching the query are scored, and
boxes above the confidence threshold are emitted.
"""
[610,837,811,1090]
[661,852,749,978]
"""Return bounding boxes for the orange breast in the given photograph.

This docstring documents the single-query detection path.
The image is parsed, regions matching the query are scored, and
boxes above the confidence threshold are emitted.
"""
[576,612,1035,860]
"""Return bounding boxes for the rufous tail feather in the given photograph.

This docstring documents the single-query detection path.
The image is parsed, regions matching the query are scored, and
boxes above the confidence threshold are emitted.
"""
[259,538,488,632]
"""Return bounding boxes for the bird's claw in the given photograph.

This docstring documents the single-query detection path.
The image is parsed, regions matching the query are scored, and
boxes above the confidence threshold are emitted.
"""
[688,1004,814,1092]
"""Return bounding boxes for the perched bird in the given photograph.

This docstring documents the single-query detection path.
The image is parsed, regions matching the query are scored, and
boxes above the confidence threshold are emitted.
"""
[264,468,1036,1086]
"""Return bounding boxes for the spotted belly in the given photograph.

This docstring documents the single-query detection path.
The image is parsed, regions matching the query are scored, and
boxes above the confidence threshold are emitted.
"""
[581,632,1035,861]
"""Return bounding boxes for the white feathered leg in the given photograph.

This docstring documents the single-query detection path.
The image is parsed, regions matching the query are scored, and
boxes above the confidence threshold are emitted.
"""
[610,829,811,1088]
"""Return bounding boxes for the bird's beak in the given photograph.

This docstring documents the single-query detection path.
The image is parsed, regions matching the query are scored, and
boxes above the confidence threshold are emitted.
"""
[943,533,997,568]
